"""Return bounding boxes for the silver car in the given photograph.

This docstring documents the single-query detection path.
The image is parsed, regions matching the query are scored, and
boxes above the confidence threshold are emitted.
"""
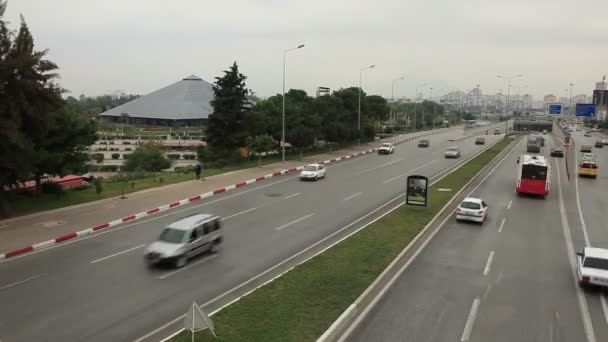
[444,146,461,158]
[144,214,223,268]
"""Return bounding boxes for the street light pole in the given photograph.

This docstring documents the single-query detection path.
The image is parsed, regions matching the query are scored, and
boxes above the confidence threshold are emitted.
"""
[358,64,375,145]
[568,83,574,117]
[391,76,405,122]
[497,74,523,116]
[282,44,305,163]
[413,83,426,132]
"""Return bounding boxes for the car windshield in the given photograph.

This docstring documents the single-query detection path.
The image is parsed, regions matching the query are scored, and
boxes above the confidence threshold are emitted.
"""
[382,143,391,148]
[159,228,186,244]
[460,201,481,209]
[447,147,459,151]
[522,164,547,180]
[303,165,318,171]
[584,257,608,270]
[553,148,563,152]
[581,162,598,169]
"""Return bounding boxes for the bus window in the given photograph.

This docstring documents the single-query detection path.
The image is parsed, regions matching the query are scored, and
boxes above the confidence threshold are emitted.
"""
[522,165,547,180]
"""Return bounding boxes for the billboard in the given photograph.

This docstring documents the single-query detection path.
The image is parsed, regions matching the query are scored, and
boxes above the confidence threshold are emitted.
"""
[406,175,428,206]
[545,103,562,116]
[575,103,596,117]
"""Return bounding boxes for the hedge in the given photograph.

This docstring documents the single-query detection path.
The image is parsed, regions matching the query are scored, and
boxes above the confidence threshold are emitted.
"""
[111,153,120,159]
[183,154,196,160]
[166,154,181,160]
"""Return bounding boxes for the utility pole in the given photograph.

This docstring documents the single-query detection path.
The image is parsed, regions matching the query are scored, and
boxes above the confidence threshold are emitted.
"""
[358,64,375,145]
[568,83,574,118]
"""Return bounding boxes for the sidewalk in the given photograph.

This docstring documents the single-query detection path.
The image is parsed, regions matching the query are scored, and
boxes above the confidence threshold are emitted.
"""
[0,133,435,255]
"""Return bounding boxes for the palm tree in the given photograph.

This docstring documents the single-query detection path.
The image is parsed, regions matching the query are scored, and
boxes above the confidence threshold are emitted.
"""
[120,112,130,135]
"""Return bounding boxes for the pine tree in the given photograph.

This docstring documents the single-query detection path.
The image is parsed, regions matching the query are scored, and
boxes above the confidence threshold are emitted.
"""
[206,62,250,156]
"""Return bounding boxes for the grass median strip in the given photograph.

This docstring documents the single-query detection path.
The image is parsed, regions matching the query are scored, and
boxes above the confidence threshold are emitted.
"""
[171,138,514,342]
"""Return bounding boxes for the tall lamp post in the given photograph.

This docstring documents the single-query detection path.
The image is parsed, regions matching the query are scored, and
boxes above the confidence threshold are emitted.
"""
[391,76,405,122]
[497,74,524,116]
[413,83,427,132]
[282,44,305,163]
[568,83,574,117]
[358,64,375,145]
[515,85,527,112]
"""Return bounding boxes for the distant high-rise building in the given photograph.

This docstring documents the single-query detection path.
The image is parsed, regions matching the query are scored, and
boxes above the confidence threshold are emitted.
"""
[544,94,557,104]
[572,94,589,104]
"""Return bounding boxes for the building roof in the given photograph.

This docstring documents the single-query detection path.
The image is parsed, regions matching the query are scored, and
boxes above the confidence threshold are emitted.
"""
[99,75,214,120]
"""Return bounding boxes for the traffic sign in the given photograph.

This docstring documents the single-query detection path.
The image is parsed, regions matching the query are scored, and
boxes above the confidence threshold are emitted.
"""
[575,103,596,117]
[545,103,562,116]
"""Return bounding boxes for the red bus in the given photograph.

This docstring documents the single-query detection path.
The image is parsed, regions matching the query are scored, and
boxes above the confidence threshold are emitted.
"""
[516,155,550,197]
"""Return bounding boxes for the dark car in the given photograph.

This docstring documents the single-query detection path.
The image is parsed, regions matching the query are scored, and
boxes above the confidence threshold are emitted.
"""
[418,139,430,147]
[595,141,604,148]
[475,137,486,145]
[550,147,564,157]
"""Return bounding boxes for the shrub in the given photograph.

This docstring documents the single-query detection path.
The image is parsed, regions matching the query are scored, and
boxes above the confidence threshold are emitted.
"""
[111,153,120,159]
[125,148,132,151]
[166,154,181,160]
[97,148,108,151]
[383,127,393,134]
[99,165,119,172]
[109,141,115,145]
[183,154,196,160]
[41,182,64,196]
[123,143,172,172]
[123,141,132,145]
[123,154,131,159]
[90,153,104,163]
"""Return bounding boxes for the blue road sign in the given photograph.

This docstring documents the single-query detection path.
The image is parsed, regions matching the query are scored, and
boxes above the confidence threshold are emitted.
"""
[575,103,596,117]
[546,104,562,115]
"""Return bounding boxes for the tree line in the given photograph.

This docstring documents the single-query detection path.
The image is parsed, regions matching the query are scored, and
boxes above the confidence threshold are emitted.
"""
[204,62,392,160]
[0,1,97,216]
[65,94,141,116]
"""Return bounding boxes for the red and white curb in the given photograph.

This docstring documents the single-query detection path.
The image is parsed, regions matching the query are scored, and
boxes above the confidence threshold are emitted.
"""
[0,129,452,260]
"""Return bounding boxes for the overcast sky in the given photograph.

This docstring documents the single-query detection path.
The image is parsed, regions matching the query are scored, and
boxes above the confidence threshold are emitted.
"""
[5,0,608,100]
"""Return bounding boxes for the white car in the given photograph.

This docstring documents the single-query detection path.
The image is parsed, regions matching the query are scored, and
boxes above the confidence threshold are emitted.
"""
[444,146,461,158]
[582,153,596,162]
[378,142,395,155]
[300,163,326,181]
[456,198,488,223]
[577,247,608,289]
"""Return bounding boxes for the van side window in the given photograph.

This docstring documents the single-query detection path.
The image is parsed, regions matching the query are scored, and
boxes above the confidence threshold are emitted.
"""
[190,229,198,241]
[203,223,211,235]
[214,220,221,231]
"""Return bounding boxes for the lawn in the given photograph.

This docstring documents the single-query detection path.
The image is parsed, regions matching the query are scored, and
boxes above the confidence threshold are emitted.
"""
[170,138,514,342]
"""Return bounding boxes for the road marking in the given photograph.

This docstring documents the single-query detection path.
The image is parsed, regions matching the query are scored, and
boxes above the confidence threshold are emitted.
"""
[498,218,506,233]
[382,160,437,184]
[0,274,42,291]
[483,251,495,276]
[460,297,480,341]
[601,296,608,326]
[555,158,596,342]
[90,244,146,264]
[284,193,301,199]
[343,192,362,202]
[483,283,492,299]
[158,254,218,279]
[572,145,608,326]
[356,158,404,175]
[224,207,257,220]
[506,200,512,210]
[274,213,316,231]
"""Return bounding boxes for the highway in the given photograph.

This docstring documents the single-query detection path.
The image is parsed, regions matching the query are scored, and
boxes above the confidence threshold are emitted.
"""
[345,130,608,342]
[0,125,505,342]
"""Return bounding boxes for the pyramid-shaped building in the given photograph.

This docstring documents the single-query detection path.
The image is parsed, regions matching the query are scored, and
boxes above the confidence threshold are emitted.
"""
[99,75,213,126]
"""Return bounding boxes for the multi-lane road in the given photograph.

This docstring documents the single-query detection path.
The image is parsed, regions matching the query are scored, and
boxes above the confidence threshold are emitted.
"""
[0,125,505,341]
[344,128,608,342]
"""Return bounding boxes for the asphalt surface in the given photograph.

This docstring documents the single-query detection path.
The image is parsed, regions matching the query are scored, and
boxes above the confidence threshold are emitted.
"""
[347,131,608,342]
[0,125,505,342]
